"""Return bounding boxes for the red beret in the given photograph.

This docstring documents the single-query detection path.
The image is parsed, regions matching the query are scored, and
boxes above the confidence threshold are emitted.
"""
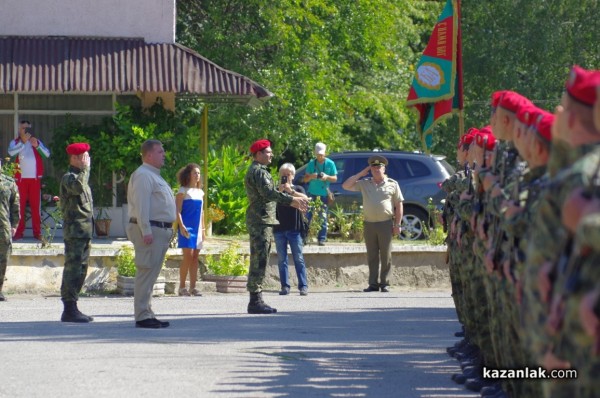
[475,126,496,150]
[66,142,90,155]
[249,139,271,154]
[533,111,555,143]
[464,129,477,143]
[516,104,542,126]
[565,65,600,106]
[491,90,508,108]
[499,91,532,113]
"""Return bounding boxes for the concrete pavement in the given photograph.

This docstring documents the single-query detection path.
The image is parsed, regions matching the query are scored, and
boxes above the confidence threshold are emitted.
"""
[0,290,477,398]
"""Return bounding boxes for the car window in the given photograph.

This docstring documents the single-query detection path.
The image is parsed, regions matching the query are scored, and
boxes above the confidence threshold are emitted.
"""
[385,160,407,181]
[402,159,431,178]
[438,158,456,175]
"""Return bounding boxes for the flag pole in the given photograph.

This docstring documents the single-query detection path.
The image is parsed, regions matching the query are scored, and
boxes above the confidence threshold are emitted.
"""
[457,0,464,136]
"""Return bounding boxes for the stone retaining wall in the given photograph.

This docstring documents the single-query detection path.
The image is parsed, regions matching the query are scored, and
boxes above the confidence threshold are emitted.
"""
[3,242,449,294]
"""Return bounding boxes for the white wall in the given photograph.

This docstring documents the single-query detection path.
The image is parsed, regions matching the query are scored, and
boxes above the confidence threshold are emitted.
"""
[0,0,175,43]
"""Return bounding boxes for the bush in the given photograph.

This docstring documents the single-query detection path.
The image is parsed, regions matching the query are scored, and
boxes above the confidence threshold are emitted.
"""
[116,246,136,277]
[206,146,251,235]
[205,242,249,276]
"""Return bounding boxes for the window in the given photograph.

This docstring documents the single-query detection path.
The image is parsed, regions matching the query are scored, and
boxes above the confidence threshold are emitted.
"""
[403,159,431,178]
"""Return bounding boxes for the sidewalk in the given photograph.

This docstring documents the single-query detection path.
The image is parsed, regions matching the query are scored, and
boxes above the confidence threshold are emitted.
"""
[0,291,476,398]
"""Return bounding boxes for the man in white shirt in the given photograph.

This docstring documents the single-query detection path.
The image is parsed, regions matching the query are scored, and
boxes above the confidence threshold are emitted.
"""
[126,140,176,328]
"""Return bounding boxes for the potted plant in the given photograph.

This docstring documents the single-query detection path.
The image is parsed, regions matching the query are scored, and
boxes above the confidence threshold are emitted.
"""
[115,246,136,295]
[94,207,112,237]
[203,241,249,293]
[91,163,114,237]
[115,246,165,296]
[205,203,225,236]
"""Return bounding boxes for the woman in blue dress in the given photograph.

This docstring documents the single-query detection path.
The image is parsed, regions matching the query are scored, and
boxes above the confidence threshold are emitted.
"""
[175,163,205,296]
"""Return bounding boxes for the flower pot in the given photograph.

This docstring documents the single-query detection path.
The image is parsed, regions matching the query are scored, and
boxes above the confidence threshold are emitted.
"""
[117,275,165,296]
[203,274,247,293]
[95,219,112,237]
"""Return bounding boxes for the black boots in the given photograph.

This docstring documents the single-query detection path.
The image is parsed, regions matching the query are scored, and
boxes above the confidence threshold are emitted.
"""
[247,292,277,314]
[61,301,94,323]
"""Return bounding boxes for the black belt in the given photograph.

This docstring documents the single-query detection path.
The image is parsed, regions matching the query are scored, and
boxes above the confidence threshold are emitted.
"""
[129,217,173,229]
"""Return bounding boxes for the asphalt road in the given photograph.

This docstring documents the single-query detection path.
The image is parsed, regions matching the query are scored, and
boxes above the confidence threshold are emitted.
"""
[0,290,477,398]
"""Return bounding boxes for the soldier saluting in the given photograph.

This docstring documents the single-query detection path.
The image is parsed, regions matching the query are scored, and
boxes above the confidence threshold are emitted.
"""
[59,143,94,322]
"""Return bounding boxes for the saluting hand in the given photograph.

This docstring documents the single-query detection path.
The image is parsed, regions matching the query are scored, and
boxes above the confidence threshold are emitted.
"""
[82,152,91,168]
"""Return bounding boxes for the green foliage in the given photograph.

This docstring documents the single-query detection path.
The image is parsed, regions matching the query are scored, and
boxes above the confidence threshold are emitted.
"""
[50,100,203,207]
[205,242,249,276]
[328,202,364,242]
[306,196,326,243]
[424,198,446,246]
[206,145,252,235]
[116,246,136,277]
[40,206,63,248]
[176,0,599,169]
[176,0,443,165]
[1,157,19,178]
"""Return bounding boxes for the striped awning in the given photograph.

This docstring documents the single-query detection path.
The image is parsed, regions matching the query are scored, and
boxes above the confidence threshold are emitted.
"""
[0,36,273,107]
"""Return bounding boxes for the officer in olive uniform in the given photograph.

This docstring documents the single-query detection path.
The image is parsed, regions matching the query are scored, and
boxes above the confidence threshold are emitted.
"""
[0,164,20,302]
[244,139,309,314]
[59,142,94,323]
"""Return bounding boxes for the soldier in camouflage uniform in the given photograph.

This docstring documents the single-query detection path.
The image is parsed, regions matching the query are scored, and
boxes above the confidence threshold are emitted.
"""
[244,139,309,314]
[59,143,94,323]
[537,67,600,398]
[0,163,20,302]
[442,130,475,335]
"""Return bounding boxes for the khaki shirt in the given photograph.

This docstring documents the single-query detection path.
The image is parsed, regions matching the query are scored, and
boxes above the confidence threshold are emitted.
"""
[127,163,176,236]
[347,177,404,222]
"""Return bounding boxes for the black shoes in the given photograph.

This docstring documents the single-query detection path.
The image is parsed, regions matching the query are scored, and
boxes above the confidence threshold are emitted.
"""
[61,301,93,323]
[299,287,308,296]
[136,318,170,329]
[363,286,390,292]
[0,292,5,301]
[248,292,277,314]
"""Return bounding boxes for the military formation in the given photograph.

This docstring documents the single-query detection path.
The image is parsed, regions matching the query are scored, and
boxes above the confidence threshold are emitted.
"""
[442,65,600,398]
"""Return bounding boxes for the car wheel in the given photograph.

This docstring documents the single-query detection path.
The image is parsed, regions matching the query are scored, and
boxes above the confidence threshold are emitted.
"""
[399,208,428,240]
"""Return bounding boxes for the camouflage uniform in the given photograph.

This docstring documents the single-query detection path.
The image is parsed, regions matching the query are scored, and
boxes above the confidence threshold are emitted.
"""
[442,167,467,324]
[59,164,93,302]
[523,143,596,366]
[245,161,293,293]
[545,147,600,397]
[0,174,20,296]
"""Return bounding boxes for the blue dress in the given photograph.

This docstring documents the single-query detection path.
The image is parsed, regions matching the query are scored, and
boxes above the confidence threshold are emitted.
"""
[177,187,204,249]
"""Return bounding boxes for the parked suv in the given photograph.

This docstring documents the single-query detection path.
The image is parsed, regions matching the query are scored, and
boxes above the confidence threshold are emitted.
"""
[294,151,455,240]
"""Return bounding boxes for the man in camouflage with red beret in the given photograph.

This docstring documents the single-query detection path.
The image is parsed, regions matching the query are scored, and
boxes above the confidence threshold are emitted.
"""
[59,142,94,323]
[245,139,309,314]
